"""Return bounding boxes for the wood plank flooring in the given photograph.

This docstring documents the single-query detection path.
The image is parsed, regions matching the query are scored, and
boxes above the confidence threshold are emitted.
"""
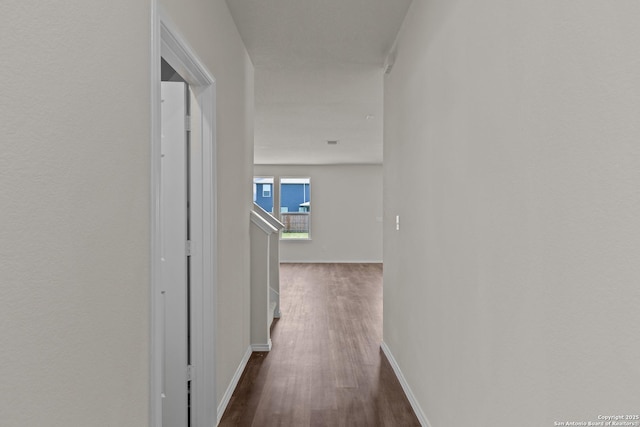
[219,263,420,427]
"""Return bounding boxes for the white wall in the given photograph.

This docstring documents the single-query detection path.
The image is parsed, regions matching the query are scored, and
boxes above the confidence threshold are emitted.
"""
[0,1,151,425]
[0,0,254,424]
[383,1,640,426]
[255,165,383,263]
[159,0,255,408]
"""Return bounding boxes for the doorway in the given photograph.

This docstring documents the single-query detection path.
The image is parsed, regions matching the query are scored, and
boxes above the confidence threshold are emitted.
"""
[152,9,218,427]
[160,67,190,426]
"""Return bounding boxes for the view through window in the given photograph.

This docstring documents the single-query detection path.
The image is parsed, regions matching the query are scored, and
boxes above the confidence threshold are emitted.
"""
[280,177,310,239]
[253,177,274,213]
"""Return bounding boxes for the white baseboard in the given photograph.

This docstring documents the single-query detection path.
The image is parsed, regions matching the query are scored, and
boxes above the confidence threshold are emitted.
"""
[380,341,432,427]
[217,345,252,426]
[251,339,272,352]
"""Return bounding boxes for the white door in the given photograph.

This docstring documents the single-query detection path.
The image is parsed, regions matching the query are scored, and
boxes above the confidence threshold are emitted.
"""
[160,81,190,427]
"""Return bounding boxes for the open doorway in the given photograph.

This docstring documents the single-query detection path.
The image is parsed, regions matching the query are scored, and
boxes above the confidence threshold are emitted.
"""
[151,11,217,427]
[160,61,191,426]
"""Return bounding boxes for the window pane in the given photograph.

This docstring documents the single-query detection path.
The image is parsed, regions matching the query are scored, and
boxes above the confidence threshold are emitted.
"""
[253,177,274,213]
[280,177,310,239]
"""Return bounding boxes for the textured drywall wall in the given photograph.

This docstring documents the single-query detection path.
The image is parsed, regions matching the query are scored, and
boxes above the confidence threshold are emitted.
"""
[254,164,383,263]
[159,0,255,408]
[0,1,151,425]
[383,1,640,426]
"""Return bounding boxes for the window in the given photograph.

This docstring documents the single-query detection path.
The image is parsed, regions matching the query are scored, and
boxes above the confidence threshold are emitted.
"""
[253,177,274,213]
[280,177,311,240]
[262,184,271,198]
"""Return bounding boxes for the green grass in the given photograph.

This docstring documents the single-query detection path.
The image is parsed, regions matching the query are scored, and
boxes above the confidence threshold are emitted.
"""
[281,232,310,239]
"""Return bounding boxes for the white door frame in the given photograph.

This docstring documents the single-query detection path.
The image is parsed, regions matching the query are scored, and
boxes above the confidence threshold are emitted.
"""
[151,4,217,426]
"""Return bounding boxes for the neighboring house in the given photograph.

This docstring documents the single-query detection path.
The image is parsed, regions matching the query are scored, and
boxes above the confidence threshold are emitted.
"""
[254,180,274,213]
[280,182,310,213]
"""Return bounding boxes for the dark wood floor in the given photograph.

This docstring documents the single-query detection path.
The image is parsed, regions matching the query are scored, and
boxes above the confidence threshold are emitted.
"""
[219,263,420,427]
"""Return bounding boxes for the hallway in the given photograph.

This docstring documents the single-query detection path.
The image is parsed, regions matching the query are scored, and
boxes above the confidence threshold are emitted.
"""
[219,263,419,426]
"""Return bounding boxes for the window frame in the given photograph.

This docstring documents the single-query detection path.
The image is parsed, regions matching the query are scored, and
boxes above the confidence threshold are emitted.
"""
[279,176,311,241]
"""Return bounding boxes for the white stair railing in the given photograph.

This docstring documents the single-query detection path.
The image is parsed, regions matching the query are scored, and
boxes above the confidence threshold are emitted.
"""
[249,204,284,351]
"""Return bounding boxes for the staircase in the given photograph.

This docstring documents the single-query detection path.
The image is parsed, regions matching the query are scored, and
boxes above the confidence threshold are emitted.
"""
[250,204,284,351]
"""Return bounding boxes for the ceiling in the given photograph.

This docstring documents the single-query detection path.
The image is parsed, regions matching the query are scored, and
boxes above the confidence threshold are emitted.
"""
[226,0,413,165]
